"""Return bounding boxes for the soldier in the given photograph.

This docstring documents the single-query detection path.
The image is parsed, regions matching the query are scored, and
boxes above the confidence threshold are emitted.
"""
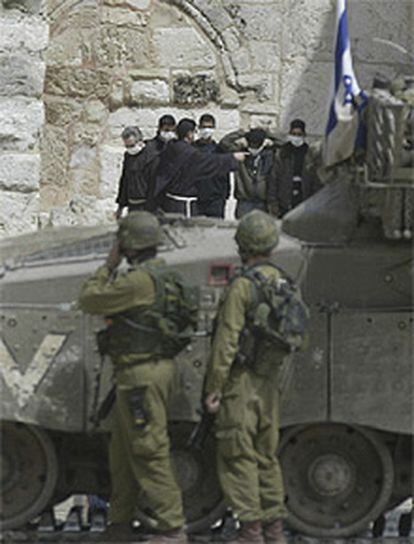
[78,212,191,544]
[204,211,291,544]
[115,126,146,219]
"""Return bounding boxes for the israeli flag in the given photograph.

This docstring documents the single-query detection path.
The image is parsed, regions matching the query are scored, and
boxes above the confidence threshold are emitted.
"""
[323,0,367,167]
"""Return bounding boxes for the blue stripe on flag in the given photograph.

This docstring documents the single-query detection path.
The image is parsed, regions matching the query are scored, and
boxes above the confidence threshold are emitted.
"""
[326,9,349,136]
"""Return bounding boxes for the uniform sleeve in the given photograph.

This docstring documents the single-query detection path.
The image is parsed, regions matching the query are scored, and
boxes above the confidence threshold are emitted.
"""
[204,278,252,395]
[78,265,155,315]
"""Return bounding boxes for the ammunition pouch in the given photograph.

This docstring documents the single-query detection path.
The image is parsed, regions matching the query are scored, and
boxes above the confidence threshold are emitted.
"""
[129,387,148,429]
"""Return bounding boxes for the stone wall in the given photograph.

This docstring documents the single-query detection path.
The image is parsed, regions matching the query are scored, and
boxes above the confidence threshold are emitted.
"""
[0,0,412,236]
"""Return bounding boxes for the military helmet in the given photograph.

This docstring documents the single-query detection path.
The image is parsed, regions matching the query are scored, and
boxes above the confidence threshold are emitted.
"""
[235,210,279,255]
[117,211,161,251]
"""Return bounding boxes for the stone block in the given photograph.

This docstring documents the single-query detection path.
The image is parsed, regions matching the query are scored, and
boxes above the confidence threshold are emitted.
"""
[109,79,125,111]
[154,28,216,69]
[93,25,151,68]
[0,153,40,192]
[191,1,234,32]
[2,0,43,15]
[83,100,108,124]
[0,191,39,236]
[249,42,282,73]
[44,194,114,229]
[69,123,102,147]
[45,28,83,67]
[173,74,218,106]
[45,67,111,100]
[227,4,283,44]
[102,6,149,26]
[45,98,82,126]
[69,145,97,170]
[0,98,44,152]
[130,79,170,105]
[0,17,48,53]
[40,125,69,188]
[232,48,251,75]
[99,144,124,199]
[0,54,45,98]
[238,74,274,102]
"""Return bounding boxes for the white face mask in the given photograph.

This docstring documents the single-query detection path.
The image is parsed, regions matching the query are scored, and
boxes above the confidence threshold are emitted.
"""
[199,127,214,140]
[288,135,305,147]
[160,130,176,142]
[126,142,144,155]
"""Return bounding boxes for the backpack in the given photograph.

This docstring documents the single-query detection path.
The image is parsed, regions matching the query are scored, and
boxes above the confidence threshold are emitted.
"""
[241,264,309,355]
[101,264,199,360]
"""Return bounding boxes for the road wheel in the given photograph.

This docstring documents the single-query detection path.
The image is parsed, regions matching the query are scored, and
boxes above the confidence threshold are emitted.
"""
[0,421,58,530]
[279,423,394,537]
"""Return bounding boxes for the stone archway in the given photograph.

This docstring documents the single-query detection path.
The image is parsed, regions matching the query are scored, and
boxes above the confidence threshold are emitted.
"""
[40,0,245,226]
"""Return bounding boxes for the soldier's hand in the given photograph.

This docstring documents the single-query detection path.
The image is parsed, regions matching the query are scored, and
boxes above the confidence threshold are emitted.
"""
[114,207,123,221]
[205,392,221,414]
[233,151,248,162]
[106,241,122,272]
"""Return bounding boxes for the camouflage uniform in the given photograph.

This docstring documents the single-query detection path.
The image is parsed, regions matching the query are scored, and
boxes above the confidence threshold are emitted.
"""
[205,266,288,523]
[205,210,288,543]
[78,214,185,533]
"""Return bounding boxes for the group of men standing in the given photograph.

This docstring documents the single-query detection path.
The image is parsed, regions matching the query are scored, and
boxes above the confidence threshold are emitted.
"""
[115,114,321,221]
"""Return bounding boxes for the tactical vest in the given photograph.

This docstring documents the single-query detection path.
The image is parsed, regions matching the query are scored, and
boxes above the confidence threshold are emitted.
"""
[101,262,199,362]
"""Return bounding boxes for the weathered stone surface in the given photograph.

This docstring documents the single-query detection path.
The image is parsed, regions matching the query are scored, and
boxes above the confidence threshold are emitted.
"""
[249,42,282,73]
[102,5,149,26]
[130,79,170,105]
[173,74,218,106]
[0,191,39,236]
[93,25,151,67]
[45,29,83,66]
[45,67,111,100]
[0,16,48,52]
[238,74,274,102]
[2,0,43,15]
[99,144,123,199]
[40,125,69,188]
[109,79,125,111]
[0,54,45,97]
[69,123,102,147]
[154,28,216,69]
[0,98,44,152]
[350,0,412,64]
[281,0,334,62]
[43,194,114,229]
[0,153,40,192]
[45,98,82,126]
[226,4,283,44]
[280,59,332,135]
[104,0,150,9]
[83,100,108,124]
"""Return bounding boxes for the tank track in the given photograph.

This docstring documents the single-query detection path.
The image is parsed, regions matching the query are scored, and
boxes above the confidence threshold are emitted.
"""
[1,505,413,544]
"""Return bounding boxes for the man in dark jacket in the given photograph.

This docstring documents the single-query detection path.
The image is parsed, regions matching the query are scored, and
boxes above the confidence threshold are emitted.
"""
[148,119,246,217]
[194,114,230,218]
[115,126,146,219]
[220,128,280,219]
[268,119,321,218]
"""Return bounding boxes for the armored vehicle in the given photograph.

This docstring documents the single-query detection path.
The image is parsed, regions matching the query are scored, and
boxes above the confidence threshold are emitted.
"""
[0,78,412,538]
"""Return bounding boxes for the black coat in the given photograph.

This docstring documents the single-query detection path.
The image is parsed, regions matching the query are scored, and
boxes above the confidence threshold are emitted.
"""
[193,140,230,203]
[269,142,321,215]
[148,140,237,208]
